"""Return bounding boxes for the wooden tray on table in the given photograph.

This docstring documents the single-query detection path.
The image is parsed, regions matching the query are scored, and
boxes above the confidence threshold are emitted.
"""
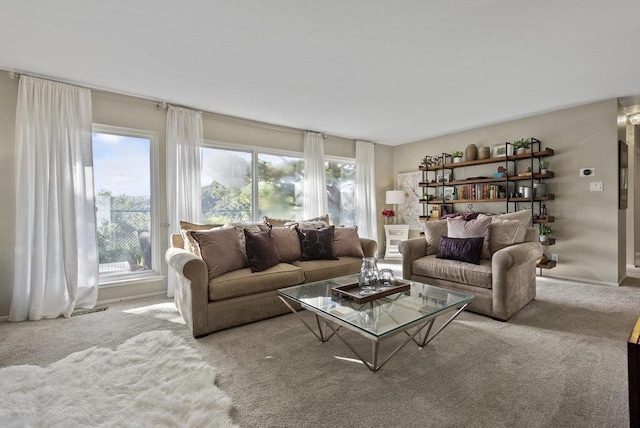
[331,280,411,304]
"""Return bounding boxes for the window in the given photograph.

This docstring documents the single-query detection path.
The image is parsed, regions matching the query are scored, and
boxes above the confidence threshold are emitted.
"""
[326,158,355,226]
[257,153,304,219]
[201,147,253,224]
[92,125,160,283]
[201,143,355,226]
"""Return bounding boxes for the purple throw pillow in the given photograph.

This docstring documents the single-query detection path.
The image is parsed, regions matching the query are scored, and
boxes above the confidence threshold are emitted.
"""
[297,226,338,261]
[437,236,484,265]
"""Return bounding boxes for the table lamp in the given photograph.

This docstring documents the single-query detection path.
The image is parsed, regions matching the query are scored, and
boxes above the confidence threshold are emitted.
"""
[385,190,405,224]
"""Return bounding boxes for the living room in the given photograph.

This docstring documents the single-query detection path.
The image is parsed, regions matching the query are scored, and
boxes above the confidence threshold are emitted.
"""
[1,2,640,427]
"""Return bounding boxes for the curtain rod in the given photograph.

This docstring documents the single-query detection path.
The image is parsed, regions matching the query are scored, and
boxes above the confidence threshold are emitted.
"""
[6,69,370,144]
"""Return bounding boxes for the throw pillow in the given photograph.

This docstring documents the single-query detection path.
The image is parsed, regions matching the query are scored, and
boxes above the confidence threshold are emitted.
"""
[497,209,532,227]
[284,220,329,229]
[264,214,330,227]
[191,227,248,280]
[333,226,364,258]
[243,228,281,272]
[489,218,527,255]
[268,225,302,263]
[447,214,492,259]
[423,220,448,256]
[179,220,223,256]
[437,236,485,265]
[224,222,265,261]
[297,226,338,261]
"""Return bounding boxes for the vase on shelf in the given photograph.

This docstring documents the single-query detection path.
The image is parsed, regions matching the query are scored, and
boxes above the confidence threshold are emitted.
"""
[465,144,478,161]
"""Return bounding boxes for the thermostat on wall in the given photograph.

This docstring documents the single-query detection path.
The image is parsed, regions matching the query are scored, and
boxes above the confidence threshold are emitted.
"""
[580,168,595,177]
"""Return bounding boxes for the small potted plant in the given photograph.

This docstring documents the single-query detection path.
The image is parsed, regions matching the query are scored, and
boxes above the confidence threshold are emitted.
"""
[538,224,553,242]
[512,138,531,155]
[539,159,551,174]
[452,150,464,163]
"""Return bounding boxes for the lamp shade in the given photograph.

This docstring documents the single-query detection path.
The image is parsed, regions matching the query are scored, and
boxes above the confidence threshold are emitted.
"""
[386,190,405,205]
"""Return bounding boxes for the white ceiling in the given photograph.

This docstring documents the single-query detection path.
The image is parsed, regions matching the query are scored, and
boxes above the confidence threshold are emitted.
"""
[2,1,640,146]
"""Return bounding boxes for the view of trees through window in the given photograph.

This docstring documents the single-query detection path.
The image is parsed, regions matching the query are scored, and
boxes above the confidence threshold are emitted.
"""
[93,131,153,280]
[201,146,355,225]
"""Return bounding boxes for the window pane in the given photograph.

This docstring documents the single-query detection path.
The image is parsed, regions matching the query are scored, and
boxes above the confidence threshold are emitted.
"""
[257,154,304,220]
[326,160,355,226]
[201,147,252,223]
[93,132,152,279]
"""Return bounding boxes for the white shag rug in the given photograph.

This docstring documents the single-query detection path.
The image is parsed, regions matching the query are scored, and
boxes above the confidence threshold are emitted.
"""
[0,330,237,428]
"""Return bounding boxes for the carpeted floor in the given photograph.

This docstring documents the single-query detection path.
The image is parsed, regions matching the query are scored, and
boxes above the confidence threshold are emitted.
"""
[0,276,638,427]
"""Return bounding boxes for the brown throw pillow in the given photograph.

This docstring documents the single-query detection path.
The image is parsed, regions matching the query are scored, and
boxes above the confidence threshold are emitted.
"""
[179,220,223,256]
[297,226,338,261]
[244,228,281,272]
[269,225,302,262]
[333,226,364,258]
[423,220,448,256]
[191,227,247,280]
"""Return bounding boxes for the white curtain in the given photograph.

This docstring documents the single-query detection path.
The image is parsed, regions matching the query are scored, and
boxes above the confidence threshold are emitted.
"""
[10,76,97,321]
[355,141,377,240]
[303,131,328,219]
[166,106,202,297]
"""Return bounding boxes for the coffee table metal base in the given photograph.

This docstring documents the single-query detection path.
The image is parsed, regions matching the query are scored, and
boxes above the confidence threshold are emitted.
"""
[278,296,470,372]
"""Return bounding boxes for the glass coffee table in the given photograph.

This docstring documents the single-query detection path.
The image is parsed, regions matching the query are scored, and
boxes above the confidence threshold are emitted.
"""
[277,274,474,372]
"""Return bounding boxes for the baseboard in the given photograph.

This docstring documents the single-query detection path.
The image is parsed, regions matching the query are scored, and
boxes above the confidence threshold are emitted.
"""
[536,273,619,287]
[0,315,8,322]
[97,291,169,306]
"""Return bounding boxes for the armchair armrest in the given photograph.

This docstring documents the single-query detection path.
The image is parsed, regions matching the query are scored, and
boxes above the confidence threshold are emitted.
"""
[492,241,543,272]
[491,241,543,320]
[360,238,378,258]
[399,238,427,280]
[165,247,209,337]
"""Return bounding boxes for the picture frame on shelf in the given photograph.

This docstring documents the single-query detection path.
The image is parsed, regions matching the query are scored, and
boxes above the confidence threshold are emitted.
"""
[443,186,455,200]
[492,143,513,157]
[436,173,450,183]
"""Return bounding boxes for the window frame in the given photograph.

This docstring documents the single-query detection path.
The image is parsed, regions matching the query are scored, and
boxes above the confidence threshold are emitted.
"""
[92,123,162,287]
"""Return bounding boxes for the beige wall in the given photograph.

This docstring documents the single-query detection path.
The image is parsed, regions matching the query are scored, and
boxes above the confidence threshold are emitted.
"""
[393,99,622,285]
[0,74,391,317]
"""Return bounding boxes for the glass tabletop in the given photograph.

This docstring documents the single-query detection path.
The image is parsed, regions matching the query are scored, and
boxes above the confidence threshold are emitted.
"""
[277,274,474,338]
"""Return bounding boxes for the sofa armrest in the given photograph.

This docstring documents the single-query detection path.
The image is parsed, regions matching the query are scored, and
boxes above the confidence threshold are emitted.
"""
[399,238,427,280]
[165,247,209,337]
[360,238,378,258]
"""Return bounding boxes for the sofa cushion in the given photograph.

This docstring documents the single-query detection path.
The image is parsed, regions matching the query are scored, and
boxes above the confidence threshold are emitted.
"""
[269,225,302,263]
[489,218,527,255]
[437,236,484,265]
[244,228,281,272]
[297,226,338,261]
[447,215,491,259]
[293,257,363,283]
[192,227,248,280]
[423,219,448,256]
[333,226,364,258]
[285,220,329,229]
[209,263,305,301]
[264,214,329,227]
[412,254,492,289]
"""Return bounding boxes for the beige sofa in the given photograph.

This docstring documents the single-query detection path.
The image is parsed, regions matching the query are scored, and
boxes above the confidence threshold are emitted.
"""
[399,211,543,321]
[165,221,377,338]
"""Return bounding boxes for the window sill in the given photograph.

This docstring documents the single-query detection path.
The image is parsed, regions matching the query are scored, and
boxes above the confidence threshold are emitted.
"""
[99,273,165,289]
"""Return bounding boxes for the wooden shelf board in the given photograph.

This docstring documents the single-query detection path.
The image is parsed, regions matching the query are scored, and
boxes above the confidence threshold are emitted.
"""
[537,260,557,269]
[540,238,556,246]
[419,147,554,171]
[534,216,555,223]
